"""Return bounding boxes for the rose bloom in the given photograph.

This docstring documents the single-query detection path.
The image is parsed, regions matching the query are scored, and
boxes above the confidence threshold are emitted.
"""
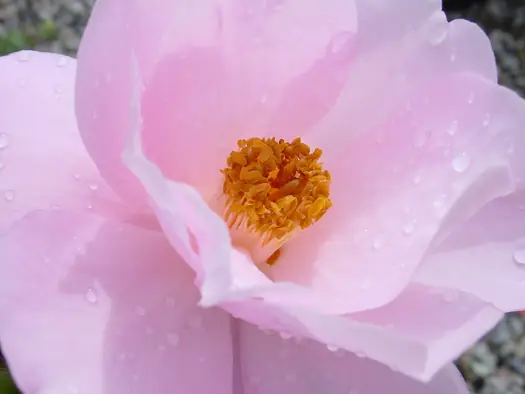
[1,0,525,393]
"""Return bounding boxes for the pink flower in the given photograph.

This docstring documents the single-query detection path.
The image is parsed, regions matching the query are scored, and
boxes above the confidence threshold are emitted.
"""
[1,0,525,393]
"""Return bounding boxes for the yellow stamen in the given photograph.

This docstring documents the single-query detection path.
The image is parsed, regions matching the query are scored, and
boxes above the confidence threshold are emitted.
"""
[221,137,332,264]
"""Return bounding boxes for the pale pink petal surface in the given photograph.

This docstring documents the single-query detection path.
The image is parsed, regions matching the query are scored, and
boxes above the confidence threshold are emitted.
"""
[274,72,525,312]
[76,0,358,204]
[0,51,122,233]
[236,320,469,394]
[412,73,525,311]
[0,210,233,394]
[123,89,502,379]
[416,193,525,311]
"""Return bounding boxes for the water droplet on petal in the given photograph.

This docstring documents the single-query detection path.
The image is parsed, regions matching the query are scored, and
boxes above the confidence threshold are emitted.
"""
[426,13,448,45]
[359,280,371,291]
[513,248,525,265]
[452,152,470,173]
[88,183,99,191]
[17,52,29,62]
[165,296,175,308]
[327,345,339,352]
[73,173,81,181]
[67,385,79,394]
[56,56,68,67]
[167,332,180,346]
[442,290,458,302]
[482,113,491,127]
[467,92,475,104]
[372,235,383,250]
[85,288,98,304]
[0,133,10,149]
[284,372,297,383]
[3,190,15,202]
[447,120,458,136]
[249,375,261,386]
[412,174,422,185]
[414,128,431,148]
[402,221,416,235]
[279,331,293,340]
[188,314,203,329]
[330,32,353,54]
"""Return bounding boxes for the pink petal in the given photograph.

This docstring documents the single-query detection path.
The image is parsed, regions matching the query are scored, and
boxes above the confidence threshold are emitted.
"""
[416,193,525,311]
[76,0,357,205]
[222,283,501,381]
[0,210,233,394]
[237,320,469,394]
[123,74,502,380]
[0,51,122,233]
[412,77,525,312]
[272,72,524,312]
[312,7,496,144]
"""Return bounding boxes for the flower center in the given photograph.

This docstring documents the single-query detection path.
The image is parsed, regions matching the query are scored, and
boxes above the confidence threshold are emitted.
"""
[221,137,332,266]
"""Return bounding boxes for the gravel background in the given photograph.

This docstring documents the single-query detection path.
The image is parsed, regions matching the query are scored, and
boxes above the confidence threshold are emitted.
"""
[1,0,525,393]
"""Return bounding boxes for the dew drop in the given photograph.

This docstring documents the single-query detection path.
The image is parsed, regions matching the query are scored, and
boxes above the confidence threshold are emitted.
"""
[467,92,475,104]
[327,345,339,352]
[135,306,146,316]
[85,288,98,304]
[402,221,416,235]
[482,113,491,127]
[0,133,10,149]
[284,372,297,383]
[359,280,371,291]
[17,51,29,62]
[442,290,458,303]
[452,152,470,173]
[450,52,457,62]
[414,128,431,148]
[513,248,525,265]
[165,296,175,308]
[372,235,383,250]
[88,183,99,191]
[73,173,81,181]
[249,375,261,386]
[447,120,458,136]
[167,332,180,346]
[412,174,422,185]
[67,385,79,394]
[3,190,15,202]
[279,332,293,340]
[56,56,68,67]
[330,32,352,54]
[426,14,448,45]
[188,314,203,329]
